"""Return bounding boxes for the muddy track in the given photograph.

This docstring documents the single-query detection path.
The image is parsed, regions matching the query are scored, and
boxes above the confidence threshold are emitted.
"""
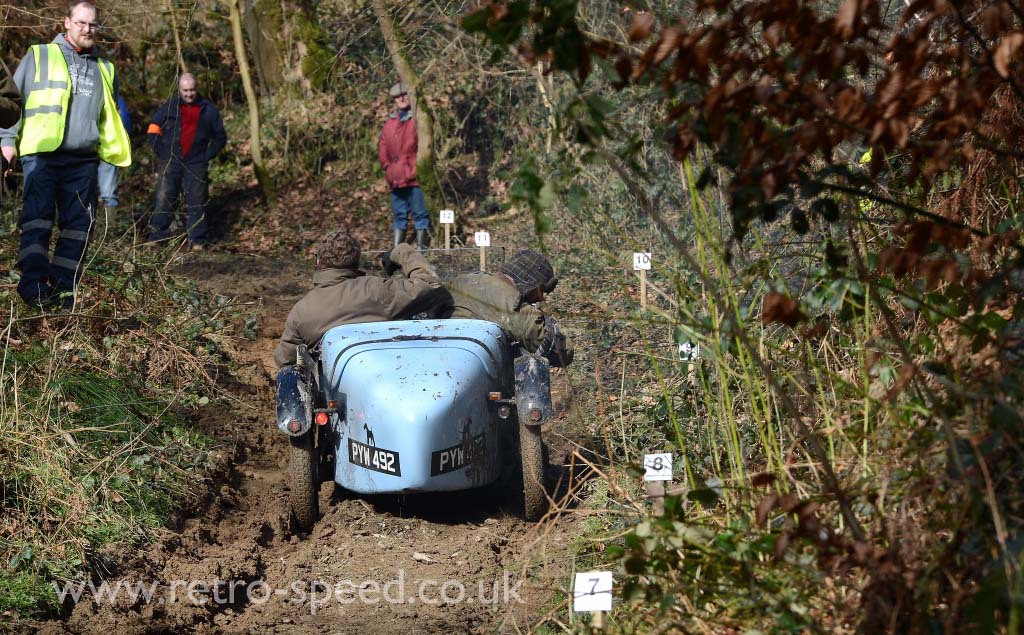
[36,251,576,634]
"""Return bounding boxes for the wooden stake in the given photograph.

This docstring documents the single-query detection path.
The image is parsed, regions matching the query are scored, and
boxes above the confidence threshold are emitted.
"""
[445,224,450,251]
[480,245,486,272]
[645,480,666,515]
[590,610,606,631]
[640,269,647,310]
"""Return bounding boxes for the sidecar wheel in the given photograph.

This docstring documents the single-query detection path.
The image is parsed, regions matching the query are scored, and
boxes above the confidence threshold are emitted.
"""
[519,423,547,521]
[289,430,319,531]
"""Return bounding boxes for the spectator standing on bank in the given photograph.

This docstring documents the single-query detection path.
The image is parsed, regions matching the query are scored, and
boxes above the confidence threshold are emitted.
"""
[378,82,431,250]
[0,1,131,309]
[146,72,226,250]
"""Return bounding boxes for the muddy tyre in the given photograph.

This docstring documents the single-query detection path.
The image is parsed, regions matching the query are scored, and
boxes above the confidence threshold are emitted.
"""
[519,423,547,521]
[289,430,319,531]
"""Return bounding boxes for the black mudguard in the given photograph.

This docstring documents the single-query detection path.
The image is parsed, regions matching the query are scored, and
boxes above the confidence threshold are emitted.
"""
[276,365,313,436]
[514,354,553,427]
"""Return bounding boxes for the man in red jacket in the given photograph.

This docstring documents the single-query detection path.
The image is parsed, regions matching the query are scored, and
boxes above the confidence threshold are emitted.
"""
[378,82,430,249]
[146,73,226,250]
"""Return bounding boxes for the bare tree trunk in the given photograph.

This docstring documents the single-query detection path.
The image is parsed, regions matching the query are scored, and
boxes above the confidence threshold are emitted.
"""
[243,0,284,94]
[167,0,187,74]
[371,0,441,212]
[228,0,274,204]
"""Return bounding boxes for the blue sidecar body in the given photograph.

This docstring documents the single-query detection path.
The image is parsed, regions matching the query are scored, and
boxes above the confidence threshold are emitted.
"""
[318,319,514,494]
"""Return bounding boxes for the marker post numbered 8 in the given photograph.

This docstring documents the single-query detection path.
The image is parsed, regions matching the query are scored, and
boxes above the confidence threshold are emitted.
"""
[439,209,455,251]
[644,452,672,515]
[633,252,652,310]
[474,230,491,272]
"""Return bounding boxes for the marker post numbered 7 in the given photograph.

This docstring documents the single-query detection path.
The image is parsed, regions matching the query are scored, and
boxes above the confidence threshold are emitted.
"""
[475,230,491,272]
[633,252,652,310]
[439,209,455,251]
[573,571,613,630]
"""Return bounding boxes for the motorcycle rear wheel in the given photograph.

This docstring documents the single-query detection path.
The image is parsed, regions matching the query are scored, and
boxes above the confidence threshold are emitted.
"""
[519,423,547,521]
[289,429,320,530]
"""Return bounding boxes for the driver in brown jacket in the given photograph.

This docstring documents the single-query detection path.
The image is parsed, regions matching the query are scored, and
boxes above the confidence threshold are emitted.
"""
[446,249,573,367]
[274,230,450,369]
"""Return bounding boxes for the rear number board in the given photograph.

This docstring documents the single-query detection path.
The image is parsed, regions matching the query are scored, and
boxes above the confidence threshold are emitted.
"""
[348,439,401,476]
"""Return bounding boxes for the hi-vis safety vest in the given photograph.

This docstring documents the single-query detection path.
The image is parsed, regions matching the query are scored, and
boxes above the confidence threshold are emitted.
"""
[19,43,131,167]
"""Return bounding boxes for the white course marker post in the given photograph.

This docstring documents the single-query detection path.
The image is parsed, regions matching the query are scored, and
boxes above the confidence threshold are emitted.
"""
[633,252,652,310]
[475,230,491,272]
[439,209,454,251]
[644,452,673,515]
[573,571,613,632]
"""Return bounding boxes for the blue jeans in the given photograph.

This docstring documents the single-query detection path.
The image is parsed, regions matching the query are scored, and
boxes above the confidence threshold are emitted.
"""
[98,160,119,207]
[150,159,210,244]
[391,186,430,230]
[17,153,98,303]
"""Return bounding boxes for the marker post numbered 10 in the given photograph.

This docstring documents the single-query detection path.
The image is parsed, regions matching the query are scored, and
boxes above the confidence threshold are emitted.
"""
[474,230,491,272]
[573,571,613,630]
[633,252,652,310]
[439,209,455,251]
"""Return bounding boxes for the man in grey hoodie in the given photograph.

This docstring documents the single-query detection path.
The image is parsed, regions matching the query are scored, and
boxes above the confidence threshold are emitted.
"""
[0,1,131,309]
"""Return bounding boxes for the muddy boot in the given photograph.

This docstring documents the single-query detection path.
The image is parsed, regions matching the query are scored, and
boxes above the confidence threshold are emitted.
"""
[416,229,431,250]
[393,228,405,248]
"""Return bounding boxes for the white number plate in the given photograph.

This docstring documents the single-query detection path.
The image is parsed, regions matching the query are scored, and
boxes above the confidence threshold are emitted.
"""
[348,439,401,476]
[474,231,491,247]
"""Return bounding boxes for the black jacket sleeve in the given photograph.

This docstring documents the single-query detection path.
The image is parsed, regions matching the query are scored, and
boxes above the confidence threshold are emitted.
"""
[205,106,227,161]
[0,59,22,129]
[148,100,170,157]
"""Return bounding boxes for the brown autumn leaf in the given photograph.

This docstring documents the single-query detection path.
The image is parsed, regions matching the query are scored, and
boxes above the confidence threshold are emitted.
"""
[652,26,684,66]
[994,32,1024,78]
[764,21,784,49]
[762,293,807,327]
[629,12,655,42]
[774,531,792,559]
[751,472,776,488]
[834,0,860,39]
[755,493,779,528]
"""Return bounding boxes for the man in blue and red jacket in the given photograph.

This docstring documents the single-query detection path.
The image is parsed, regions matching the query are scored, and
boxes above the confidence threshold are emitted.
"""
[146,73,226,249]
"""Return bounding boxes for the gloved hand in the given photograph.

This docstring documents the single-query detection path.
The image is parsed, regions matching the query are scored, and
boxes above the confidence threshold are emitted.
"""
[380,250,401,276]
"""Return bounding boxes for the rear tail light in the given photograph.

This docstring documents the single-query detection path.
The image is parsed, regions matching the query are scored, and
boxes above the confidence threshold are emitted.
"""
[315,412,329,426]
[287,419,301,433]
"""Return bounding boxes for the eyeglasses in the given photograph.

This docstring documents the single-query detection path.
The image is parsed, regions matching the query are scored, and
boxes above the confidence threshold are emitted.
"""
[71,20,100,31]
[394,93,409,99]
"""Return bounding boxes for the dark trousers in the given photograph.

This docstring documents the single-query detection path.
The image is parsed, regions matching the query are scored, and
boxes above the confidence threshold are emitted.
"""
[149,158,210,244]
[17,153,98,303]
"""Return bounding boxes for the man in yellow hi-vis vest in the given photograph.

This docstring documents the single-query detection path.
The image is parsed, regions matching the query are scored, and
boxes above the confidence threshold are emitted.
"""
[0,1,131,310]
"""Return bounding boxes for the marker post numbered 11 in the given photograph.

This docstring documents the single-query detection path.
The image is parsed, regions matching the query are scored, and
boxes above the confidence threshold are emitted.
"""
[474,230,491,272]
[439,209,455,251]
[633,252,652,310]
[573,571,613,630]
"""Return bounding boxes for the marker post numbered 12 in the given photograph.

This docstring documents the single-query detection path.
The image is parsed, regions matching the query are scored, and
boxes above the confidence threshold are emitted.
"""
[633,252,652,310]
[439,209,455,251]
[475,230,491,272]
[573,571,613,630]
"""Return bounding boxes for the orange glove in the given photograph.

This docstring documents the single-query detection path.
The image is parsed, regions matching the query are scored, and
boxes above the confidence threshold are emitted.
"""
[147,123,162,135]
